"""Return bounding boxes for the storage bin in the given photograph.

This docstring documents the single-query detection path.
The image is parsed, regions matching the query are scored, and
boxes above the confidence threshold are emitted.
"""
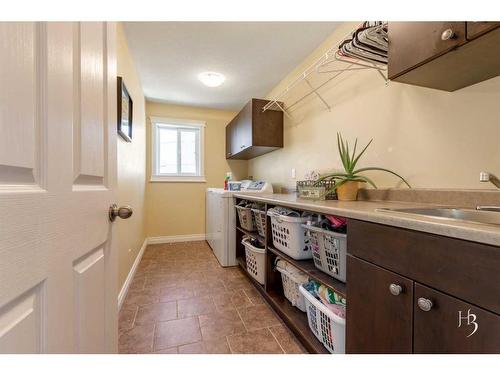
[235,203,256,231]
[299,284,346,354]
[267,207,312,260]
[241,237,266,284]
[251,206,267,237]
[275,259,308,312]
[302,224,347,282]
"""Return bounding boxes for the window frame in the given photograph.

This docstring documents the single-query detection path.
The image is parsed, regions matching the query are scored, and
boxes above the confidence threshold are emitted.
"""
[150,117,206,183]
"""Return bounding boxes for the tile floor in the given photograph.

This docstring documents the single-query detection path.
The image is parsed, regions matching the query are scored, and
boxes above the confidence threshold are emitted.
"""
[119,241,306,354]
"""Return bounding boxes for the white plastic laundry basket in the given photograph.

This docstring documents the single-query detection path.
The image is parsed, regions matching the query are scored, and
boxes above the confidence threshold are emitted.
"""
[267,209,312,260]
[302,224,347,282]
[299,284,346,354]
[251,207,267,237]
[241,237,266,284]
[275,261,307,312]
[236,204,256,231]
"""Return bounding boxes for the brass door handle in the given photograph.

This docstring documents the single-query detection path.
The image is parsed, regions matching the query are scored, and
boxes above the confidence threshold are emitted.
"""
[109,204,133,222]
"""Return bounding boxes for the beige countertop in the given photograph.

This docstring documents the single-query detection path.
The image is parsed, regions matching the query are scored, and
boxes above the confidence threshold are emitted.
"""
[234,193,500,247]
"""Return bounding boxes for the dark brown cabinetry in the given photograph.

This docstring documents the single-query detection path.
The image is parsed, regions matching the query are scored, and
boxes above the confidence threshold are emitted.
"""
[414,284,500,353]
[225,98,283,160]
[388,21,500,91]
[467,22,500,40]
[347,219,500,354]
[346,255,413,353]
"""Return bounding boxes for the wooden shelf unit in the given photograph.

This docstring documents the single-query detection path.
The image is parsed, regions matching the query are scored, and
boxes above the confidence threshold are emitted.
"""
[234,196,347,354]
[237,256,328,354]
[267,245,346,298]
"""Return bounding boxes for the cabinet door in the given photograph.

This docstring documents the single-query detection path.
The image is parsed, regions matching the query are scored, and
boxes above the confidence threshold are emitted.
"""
[414,284,500,353]
[225,121,235,159]
[467,22,500,40]
[236,100,252,153]
[388,22,466,79]
[346,255,414,353]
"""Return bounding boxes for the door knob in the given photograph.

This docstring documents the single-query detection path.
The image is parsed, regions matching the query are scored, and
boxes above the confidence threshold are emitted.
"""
[441,28,456,41]
[109,204,133,222]
[417,297,433,312]
[389,283,403,296]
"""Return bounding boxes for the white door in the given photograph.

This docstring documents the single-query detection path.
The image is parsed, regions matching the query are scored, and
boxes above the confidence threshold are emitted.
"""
[0,22,119,353]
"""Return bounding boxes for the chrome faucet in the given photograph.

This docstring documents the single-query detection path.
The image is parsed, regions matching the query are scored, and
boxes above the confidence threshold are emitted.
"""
[477,172,500,212]
[479,171,500,189]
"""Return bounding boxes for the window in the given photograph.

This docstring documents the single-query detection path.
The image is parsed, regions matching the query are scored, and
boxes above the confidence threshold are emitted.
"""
[151,117,205,182]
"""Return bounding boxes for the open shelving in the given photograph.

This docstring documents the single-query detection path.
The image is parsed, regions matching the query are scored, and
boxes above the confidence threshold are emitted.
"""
[234,197,347,354]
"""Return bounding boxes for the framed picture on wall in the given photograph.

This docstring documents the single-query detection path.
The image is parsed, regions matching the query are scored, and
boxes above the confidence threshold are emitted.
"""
[117,76,133,142]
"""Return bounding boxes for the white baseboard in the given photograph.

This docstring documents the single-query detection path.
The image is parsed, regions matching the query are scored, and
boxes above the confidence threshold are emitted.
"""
[117,237,148,310]
[147,233,206,244]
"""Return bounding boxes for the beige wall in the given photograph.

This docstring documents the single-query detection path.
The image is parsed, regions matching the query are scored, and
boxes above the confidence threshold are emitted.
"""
[116,24,146,290]
[145,101,248,237]
[249,22,500,191]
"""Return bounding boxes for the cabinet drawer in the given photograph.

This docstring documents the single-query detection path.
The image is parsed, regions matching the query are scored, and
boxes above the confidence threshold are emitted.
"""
[414,284,500,353]
[346,255,413,353]
[347,219,500,315]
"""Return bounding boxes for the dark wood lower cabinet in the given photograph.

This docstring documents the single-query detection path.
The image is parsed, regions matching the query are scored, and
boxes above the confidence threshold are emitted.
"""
[414,284,500,353]
[346,255,413,353]
[347,219,500,354]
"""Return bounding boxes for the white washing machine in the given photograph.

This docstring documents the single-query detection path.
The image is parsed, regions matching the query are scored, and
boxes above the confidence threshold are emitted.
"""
[206,181,272,267]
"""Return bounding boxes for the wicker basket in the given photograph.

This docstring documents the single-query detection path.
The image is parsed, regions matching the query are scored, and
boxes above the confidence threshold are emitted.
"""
[297,180,337,200]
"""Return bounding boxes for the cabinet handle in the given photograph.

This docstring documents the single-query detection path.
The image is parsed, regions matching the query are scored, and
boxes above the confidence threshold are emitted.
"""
[441,28,456,41]
[389,283,403,296]
[417,297,433,312]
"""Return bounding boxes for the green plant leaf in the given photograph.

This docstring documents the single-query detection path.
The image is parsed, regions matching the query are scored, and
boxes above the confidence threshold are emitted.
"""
[351,138,373,171]
[351,174,378,189]
[337,133,349,172]
[353,167,411,188]
[318,173,349,181]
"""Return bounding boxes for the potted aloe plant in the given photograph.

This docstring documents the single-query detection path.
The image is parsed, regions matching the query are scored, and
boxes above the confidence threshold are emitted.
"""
[319,133,411,201]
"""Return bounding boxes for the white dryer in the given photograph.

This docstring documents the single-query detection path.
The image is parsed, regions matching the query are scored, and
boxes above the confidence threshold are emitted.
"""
[205,181,272,267]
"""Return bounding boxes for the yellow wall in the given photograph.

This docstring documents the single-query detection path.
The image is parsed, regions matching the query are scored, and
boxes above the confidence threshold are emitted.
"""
[145,101,248,237]
[116,24,146,290]
[249,22,500,191]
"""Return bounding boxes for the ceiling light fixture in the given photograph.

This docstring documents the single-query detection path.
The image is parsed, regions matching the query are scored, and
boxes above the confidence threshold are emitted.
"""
[198,71,226,87]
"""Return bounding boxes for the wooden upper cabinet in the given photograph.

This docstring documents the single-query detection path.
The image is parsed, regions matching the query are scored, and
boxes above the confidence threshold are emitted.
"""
[388,22,466,79]
[225,98,283,160]
[388,21,500,91]
[346,255,413,354]
[414,284,500,354]
[467,22,500,40]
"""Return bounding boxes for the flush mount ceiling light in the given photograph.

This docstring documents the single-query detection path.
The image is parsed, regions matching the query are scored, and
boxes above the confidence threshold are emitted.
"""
[198,71,226,87]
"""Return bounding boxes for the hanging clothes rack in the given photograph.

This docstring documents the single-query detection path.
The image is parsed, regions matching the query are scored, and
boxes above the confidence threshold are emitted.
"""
[262,22,388,119]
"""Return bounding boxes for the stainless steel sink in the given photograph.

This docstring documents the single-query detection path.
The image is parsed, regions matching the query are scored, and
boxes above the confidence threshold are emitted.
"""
[377,207,500,226]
